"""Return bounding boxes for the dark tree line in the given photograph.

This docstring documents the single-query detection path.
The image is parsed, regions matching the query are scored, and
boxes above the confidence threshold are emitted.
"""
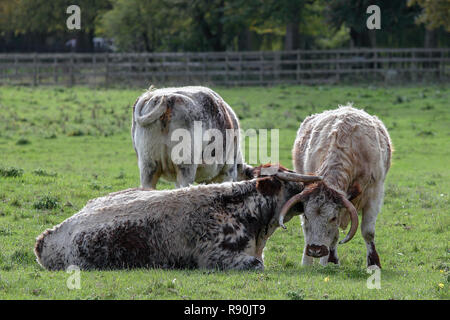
[0,0,448,52]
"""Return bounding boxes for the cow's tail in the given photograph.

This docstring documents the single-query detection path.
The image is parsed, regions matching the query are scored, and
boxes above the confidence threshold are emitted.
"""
[135,96,168,127]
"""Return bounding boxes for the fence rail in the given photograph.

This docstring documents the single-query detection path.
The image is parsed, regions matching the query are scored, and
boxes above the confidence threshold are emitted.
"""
[0,48,448,86]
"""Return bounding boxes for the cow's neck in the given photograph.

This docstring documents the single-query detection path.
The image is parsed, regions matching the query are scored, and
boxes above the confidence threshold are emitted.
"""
[252,194,297,260]
[240,192,277,260]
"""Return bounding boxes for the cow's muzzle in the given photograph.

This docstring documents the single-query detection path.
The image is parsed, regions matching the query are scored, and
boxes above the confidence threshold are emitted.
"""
[305,244,329,258]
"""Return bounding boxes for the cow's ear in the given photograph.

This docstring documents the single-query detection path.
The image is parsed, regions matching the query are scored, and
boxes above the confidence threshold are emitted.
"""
[347,181,362,201]
[256,177,282,196]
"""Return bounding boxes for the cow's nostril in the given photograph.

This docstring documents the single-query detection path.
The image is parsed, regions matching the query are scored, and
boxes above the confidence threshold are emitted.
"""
[306,244,329,257]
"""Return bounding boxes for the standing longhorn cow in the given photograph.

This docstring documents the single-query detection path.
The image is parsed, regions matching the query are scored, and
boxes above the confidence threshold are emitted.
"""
[131,86,251,189]
[280,105,392,268]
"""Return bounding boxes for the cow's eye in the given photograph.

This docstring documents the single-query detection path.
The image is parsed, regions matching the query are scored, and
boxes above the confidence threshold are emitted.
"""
[329,217,337,223]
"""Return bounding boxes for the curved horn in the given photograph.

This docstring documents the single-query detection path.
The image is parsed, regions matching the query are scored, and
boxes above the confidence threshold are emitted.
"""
[275,171,323,183]
[278,189,312,229]
[339,196,359,244]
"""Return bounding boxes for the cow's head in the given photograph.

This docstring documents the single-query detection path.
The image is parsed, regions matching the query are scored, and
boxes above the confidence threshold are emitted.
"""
[278,181,361,258]
[251,164,323,225]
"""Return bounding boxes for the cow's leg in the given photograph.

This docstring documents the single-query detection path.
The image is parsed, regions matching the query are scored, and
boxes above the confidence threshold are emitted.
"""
[361,185,383,269]
[320,241,339,266]
[175,164,197,188]
[327,246,340,265]
[138,159,160,189]
[204,251,263,271]
[302,245,314,266]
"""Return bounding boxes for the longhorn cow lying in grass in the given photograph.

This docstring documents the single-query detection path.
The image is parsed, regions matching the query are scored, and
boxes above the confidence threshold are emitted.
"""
[132,86,249,188]
[34,165,321,271]
[284,105,392,268]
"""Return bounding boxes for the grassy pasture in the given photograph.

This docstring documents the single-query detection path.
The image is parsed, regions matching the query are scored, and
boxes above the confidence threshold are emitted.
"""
[0,84,448,300]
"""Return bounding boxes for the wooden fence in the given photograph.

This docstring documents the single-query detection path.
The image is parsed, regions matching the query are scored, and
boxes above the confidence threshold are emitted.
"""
[0,48,448,86]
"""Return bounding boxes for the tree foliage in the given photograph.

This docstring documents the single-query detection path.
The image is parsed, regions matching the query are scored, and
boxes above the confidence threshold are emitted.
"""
[408,0,450,32]
[0,0,448,52]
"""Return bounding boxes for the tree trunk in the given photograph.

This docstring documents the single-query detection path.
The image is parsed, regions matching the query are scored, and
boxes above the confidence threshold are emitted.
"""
[424,29,437,48]
[284,21,300,50]
[350,27,371,47]
[212,0,225,51]
[368,30,376,48]
[238,29,253,51]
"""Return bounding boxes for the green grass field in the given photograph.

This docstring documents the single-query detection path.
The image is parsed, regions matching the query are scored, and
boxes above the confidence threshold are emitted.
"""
[0,84,448,300]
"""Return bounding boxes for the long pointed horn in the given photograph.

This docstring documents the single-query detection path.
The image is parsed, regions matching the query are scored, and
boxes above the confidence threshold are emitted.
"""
[278,189,312,229]
[339,196,359,244]
[275,171,323,183]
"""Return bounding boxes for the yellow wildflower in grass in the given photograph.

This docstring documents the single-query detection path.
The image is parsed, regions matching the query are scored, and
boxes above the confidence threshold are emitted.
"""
[324,276,330,283]
[438,283,444,289]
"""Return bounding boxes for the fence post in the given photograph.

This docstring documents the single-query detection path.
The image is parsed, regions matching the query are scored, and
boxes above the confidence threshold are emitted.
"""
[53,55,58,84]
[296,50,301,84]
[225,53,229,85]
[373,50,377,81]
[336,52,340,82]
[275,51,280,83]
[33,53,38,86]
[69,53,75,87]
[14,54,18,78]
[259,52,263,84]
[186,53,190,83]
[240,52,243,85]
[104,53,109,86]
[92,54,96,85]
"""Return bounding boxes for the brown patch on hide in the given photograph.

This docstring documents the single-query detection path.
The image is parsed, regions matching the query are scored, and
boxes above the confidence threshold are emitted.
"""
[347,181,362,201]
[218,101,234,130]
[368,242,382,269]
[256,176,282,196]
[206,95,234,130]
[159,96,176,132]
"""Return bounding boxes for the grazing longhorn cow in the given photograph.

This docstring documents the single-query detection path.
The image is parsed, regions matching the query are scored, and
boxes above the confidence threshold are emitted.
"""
[34,165,321,271]
[280,105,392,268]
[132,86,250,188]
